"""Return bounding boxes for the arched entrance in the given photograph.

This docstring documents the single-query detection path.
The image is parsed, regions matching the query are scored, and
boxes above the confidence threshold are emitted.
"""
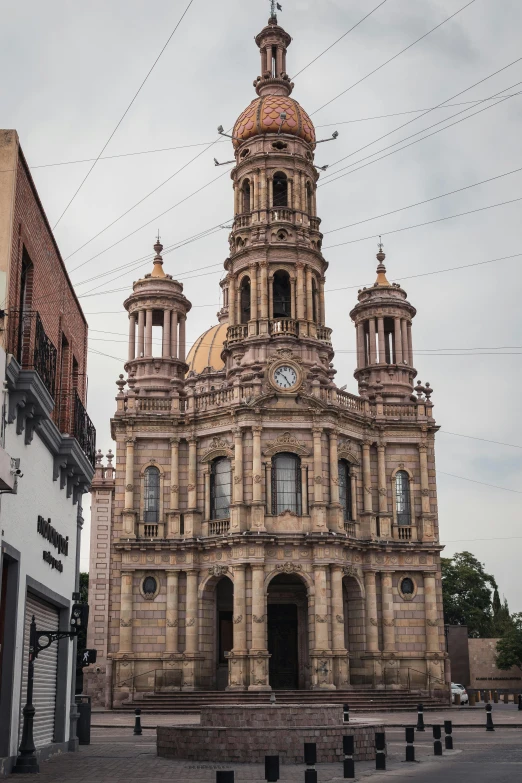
[215,576,233,690]
[267,573,310,690]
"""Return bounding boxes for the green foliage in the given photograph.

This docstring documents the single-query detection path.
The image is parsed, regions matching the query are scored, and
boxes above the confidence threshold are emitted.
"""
[441,551,498,638]
[496,616,522,670]
[491,590,513,637]
[79,571,89,604]
[76,572,89,667]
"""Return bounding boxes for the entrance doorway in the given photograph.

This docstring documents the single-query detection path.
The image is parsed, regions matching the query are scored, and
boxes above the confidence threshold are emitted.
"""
[216,577,233,690]
[267,573,309,690]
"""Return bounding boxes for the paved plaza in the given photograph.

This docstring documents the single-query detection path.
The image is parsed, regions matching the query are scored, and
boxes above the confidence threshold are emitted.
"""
[8,707,522,782]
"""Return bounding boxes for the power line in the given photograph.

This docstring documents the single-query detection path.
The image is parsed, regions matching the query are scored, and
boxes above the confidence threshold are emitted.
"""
[323,196,522,251]
[439,431,522,449]
[437,470,522,495]
[311,0,477,115]
[291,0,389,79]
[319,85,522,189]
[52,0,196,230]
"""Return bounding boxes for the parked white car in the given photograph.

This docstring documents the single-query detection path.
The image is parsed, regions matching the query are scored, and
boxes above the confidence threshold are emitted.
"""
[451,683,469,704]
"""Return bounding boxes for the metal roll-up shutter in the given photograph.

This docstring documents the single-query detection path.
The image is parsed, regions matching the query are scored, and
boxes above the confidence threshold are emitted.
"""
[19,594,59,748]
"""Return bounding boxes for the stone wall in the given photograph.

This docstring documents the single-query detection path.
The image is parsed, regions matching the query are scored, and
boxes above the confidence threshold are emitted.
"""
[469,638,522,689]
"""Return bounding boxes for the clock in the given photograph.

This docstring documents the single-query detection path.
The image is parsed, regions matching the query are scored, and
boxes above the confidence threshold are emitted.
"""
[273,364,298,390]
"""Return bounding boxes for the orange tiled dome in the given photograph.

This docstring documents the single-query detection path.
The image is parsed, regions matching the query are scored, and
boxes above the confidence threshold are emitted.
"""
[233,95,316,148]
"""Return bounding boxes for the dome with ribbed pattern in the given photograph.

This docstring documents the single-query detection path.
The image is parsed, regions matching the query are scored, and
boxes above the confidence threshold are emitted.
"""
[233,95,315,148]
[186,323,227,374]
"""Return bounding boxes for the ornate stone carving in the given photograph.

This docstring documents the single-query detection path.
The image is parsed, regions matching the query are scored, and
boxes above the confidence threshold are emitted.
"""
[233,615,243,624]
[187,483,196,491]
[276,562,302,574]
[370,618,378,627]
[421,488,430,496]
[315,614,328,623]
[263,431,310,457]
[364,486,372,494]
[398,462,405,469]
[166,619,179,628]
[331,476,339,485]
[254,474,262,484]
[378,487,387,496]
[120,618,132,627]
[170,485,179,493]
[343,565,361,578]
[234,475,242,484]
[314,475,322,484]
[208,565,228,577]
[426,618,440,627]
[336,614,344,624]
[125,484,134,492]
[383,618,396,627]
[253,614,266,623]
[186,618,195,627]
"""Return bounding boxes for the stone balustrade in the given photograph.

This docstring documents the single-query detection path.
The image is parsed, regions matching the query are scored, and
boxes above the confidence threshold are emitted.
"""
[270,318,298,337]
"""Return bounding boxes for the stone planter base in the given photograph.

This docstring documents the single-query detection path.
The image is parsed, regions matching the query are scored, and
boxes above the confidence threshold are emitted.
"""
[157,704,381,764]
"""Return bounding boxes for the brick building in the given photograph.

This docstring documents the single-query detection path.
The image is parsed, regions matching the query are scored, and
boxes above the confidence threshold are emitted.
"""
[86,12,447,707]
[0,129,95,774]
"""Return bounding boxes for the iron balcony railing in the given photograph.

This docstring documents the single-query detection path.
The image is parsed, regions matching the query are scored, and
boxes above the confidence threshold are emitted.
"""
[9,310,58,400]
[73,390,96,467]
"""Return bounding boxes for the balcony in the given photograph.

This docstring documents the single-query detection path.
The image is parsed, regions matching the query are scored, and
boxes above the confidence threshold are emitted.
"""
[226,325,248,344]
[72,390,97,467]
[233,213,252,229]
[209,519,230,535]
[270,318,298,337]
[317,325,332,345]
[397,526,412,541]
[269,208,294,223]
[9,311,58,400]
[344,521,357,537]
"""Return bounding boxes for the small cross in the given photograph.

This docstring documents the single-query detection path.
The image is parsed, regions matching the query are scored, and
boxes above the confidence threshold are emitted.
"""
[378,235,383,251]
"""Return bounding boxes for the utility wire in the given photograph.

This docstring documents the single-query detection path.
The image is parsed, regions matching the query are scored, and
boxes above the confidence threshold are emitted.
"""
[439,431,522,449]
[311,0,477,115]
[52,0,196,230]
[437,470,522,495]
[291,0,389,79]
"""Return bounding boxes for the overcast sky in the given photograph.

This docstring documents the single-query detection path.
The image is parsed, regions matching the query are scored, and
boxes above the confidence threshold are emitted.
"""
[2,0,521,608]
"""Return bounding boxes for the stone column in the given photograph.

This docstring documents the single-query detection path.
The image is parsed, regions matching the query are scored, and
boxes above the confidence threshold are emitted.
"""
[356,323,365,368]
[276,46,283,75]
[377,442,387,514]
[144,308,153,357]
[165,571,179,653]
[329,430,339,505]
[377,317,385,364]
[296,262,305,320]
[163,309,171,358]
[260,173,267,213]
[233,565,246,651]
[268,274,274,319]
[407,322,413,364]
[319,278,326,325]
[301,463,309,515]
[313,565,329,649]
[124,437,135,513]
[137,310,145,357]
[312,427,323,503]
[128,313,136,361]
[306,267,313,321]
[362,440,373,513]
[250,264,258,321]
[268,177,273,209]
[171,310,178,359]
[364,571,379,652]
[233,182,239,214]
[229,275,236,325]
[290,277,296,319]
[381,572,395,652]
[424,574,439,651]
[260,263,268,319]
[179,316,186,362]
[233,428,243,504]
[351,470,358,521]
[170,437,179,511]
[252,171,259,211]
[401,318,409,364]
[394,318,403,364]
[294,171,302,212]
[331,566,345,651]
[368,318,377,364]
[250,565,266,650]
[119,571,133,652]
[204,469,211,520]
[252,426,263,503]
[419,443,430,514]
[185,569,199,653]
[188,438,197,509]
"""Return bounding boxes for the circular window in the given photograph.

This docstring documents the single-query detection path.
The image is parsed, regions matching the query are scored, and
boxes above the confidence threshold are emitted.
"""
[240,148,250,158]
[142,576,158,598]
[400,577,414,596]
[272,140,288,150]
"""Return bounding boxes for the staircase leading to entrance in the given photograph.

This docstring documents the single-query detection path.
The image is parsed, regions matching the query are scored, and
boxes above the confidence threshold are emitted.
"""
[116,689,449,713]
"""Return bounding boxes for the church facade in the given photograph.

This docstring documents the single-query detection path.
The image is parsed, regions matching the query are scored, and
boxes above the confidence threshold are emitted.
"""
[86,12,446,706]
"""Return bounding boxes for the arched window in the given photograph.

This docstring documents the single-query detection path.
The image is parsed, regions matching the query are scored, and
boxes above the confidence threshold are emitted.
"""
[242,179,251,212]
[338,460,352,521]
[273,172,288,207]
[395,470,411,525]
[272,452,302,515]
[144,466,160,523]
[240,276,251,324]
[273,270,291,318]
[211,458,231,520]
[306,182,313,215]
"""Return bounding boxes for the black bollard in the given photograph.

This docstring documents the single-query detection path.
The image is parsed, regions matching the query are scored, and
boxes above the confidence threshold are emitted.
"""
[133,708,142,736]
[518,694,522,711]
[343,703,350,723]
[433,725,442,756]
[444,720,453,750]
[485,703,495,732]
[375,731,386,771]
[405,727,415,762]
[416,703,425,732]
[265,755,279,782]
[304,743,317,783]
[216,773,234,783]
[343,735,355,779]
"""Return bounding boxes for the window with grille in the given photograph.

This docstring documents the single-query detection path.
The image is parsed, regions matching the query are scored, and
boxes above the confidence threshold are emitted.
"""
[144,466,160,523]
[272,452,302,515]
[338,460,352,521]
[211,458,231,520]
[395,470,411,525]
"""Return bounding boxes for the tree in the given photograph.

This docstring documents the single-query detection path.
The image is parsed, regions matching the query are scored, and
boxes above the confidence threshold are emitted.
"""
[76,572,89,694]
[496,614,522,670]
[441,551,498,638]
[491,589,513,637]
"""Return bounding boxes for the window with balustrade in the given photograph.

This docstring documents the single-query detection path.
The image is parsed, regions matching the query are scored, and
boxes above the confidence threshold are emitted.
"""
[395,470,411,525]
[273,270,291,318]
[242,179,251,212]
[144,466,160,523]
[240,276,251,323]
[338,460,353,521]
[210,457,231,520]
[273,171,288,207]
[272,452,302,515]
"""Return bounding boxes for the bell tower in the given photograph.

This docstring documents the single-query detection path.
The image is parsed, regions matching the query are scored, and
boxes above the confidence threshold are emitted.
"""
[221,13,334,393]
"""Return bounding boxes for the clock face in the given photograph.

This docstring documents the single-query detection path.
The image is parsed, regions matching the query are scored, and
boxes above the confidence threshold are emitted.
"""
[273,364,298,389]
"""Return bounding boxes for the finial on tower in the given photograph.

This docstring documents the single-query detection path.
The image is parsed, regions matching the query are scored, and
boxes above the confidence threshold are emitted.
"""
[151,233,166,278]
[375,236,390,286]
[270,0,282,22]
